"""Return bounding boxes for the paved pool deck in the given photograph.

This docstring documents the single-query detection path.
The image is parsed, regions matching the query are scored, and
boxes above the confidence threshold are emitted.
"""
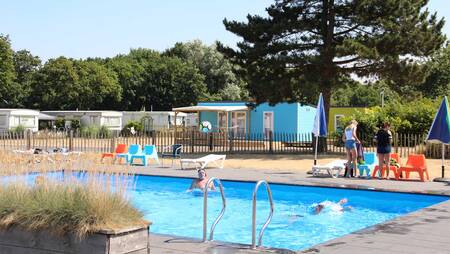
[130,165,450,254]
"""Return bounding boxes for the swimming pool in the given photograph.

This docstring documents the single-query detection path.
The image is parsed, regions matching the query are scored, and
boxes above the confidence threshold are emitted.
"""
[5,172,449,251]
[130,175,449,250]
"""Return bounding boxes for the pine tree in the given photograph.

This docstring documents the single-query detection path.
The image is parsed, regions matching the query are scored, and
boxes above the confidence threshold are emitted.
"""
[219,0,446,119]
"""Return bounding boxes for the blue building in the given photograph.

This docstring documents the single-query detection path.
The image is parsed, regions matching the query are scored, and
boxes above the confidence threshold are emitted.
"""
[173,101,316,141]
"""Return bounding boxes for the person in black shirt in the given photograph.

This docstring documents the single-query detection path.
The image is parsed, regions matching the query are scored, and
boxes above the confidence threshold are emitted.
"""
[374,122,393,179]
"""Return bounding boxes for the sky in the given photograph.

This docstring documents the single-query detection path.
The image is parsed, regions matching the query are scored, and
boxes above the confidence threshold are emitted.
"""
[1,0,449,61]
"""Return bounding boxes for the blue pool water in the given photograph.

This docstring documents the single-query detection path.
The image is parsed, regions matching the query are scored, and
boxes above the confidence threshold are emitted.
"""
[4,172,449,251]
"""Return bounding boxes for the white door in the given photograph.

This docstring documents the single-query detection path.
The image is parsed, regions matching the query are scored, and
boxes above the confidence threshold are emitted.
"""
[263,111,274,138]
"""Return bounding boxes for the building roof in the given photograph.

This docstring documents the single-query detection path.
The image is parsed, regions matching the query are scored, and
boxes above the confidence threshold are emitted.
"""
[43,110,122,116]
[0,109,40,115]
[38,113,57,120]
[172,105,249,113]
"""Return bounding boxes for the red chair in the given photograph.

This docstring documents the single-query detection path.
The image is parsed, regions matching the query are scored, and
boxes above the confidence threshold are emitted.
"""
[372,153,401,179]
[101,143,127,162]
[398,154,429,182]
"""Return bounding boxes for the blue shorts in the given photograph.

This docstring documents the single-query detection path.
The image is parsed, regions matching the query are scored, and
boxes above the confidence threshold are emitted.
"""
[377,145,392,154]
[345,140,356,150]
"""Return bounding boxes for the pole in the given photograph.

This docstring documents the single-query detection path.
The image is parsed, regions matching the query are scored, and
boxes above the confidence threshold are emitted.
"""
[442,143,445,179]
[314,134,319,165]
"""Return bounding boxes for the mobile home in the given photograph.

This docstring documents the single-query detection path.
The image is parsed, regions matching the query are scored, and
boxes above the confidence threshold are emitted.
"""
[43,110,123,131]
[0,109,40,132]
[122,111,196,131]
[173,102,316,141]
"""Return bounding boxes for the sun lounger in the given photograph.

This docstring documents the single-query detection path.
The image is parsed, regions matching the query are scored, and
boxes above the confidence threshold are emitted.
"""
[311,160,347,178]
[180,154,226,170]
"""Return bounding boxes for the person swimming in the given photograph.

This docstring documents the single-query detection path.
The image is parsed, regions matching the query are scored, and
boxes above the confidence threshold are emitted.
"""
[188,169,215,191]
[313,198,352,214]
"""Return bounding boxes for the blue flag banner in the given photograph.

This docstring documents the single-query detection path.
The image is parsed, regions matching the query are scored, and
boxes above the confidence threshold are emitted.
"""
[426,96,450,144]
[312,93,327,137]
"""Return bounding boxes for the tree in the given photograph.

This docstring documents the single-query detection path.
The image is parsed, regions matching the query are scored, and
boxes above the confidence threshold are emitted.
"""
[13,50,42,107]
[107,48,206,111]
[164,40,248,101]
[219,0,446,120]
[31,57,121,110]
[417,45,450,98]
[331,81,399,107]
[75,60,122,109]
[0,35,19,107]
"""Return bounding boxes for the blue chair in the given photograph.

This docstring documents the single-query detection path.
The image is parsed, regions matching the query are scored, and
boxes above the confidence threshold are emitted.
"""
[161,144,183,167]
[130,145,159,166]
[358,152,377,178]
[116,144,141,164]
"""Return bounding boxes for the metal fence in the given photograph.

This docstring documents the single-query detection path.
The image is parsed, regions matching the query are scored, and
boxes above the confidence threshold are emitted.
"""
[0,130,447,158]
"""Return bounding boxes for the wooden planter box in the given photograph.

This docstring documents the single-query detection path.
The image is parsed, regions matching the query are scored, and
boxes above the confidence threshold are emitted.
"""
[0,224,150,254]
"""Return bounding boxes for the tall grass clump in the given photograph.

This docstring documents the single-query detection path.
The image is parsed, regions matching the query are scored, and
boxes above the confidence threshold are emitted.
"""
[0,177,147,239]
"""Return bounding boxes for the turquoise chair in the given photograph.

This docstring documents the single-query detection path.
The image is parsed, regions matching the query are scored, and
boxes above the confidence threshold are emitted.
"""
[130,145,160,166]
[116,144,141,164]
[358,152,377,178]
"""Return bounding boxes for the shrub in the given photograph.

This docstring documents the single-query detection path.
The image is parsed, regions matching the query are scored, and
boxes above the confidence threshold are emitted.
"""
[80,125,99,137]
[0,179,147,238]
[12,124,26,135]
[121,121,144,136]
[55,118,65,129]
[70,119,81,130]
[99,125,112,138]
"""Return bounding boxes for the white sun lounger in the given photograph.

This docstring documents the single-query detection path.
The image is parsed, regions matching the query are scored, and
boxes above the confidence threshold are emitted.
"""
[311,160,347,178]
[180,154,226,170]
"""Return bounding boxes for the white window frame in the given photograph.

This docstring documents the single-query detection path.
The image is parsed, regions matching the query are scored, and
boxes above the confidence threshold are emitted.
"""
[231,111,247,136]
[334,114,344,131]
[263,111,274,138]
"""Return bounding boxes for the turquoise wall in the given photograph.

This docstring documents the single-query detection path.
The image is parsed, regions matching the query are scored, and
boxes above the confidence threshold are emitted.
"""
[197,102,316,141]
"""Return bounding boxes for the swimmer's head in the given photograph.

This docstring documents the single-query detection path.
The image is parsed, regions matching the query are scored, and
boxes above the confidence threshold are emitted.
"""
[339,198,348,205]
[315,204,324,214]
[197,169,206,180]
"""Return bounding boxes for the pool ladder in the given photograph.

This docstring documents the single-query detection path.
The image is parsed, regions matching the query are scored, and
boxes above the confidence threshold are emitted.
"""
[203,177,226,242]
[252,180,274,249]
[202,178,274,250]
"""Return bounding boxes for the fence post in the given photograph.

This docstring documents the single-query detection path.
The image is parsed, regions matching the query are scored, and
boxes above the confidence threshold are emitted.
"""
[208,132,214,151]
[110,135,116,153]
[26,130,31,150]
[190,131,194,153]
[229,132,234,153]
[394,132,398,154]
[69,130,74,151]
[269,131,273,154]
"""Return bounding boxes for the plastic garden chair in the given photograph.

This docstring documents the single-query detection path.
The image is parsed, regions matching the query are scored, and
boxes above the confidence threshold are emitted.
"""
[372,153,401,179]
[101,143,127,162]
[358,152,377,178]
[116,144,141,164]
[161,144,183,167]
[130,145,160,166]
[398,154,429,181]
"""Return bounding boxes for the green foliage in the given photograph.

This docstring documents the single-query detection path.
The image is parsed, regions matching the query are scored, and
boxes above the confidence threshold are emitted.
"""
[219,0,446,118]
[80,125,99,137]
[13,50,41,108]
[98,125,111,138]
[12,124,26,134]
[70,119,81,130]
[31,57,122,110]
[164,40,248,101]
[331,81,400,107]
[122,121,144,136]
[55,118,65,129]
[417,45,450,98]
[0,180,146,238]
[0,35,19,107]
[339,98,439,136]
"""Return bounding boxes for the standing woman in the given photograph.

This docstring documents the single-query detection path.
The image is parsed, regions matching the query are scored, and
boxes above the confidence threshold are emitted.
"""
[343,120,360,177]
[375,122,393,179]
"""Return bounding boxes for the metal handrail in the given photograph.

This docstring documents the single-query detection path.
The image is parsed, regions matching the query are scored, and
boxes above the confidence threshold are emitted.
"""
[251,180,274,249]
[203,177,226,242]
